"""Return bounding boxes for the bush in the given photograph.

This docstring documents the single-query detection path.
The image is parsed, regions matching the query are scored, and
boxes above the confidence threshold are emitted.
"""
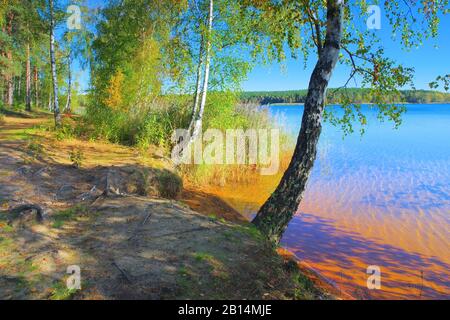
[157,170,183,199]
[69,148,84,168]
[82,95,191,149]
[55,123,77,141]
[23,137,45,163]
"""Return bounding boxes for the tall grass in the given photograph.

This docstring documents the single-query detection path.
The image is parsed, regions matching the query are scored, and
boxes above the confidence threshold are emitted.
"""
[180,100,293,186]
[72,91,293,186]
[82,94,191,150]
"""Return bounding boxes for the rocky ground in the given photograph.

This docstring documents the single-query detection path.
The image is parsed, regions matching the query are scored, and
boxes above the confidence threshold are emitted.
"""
[0,112,333,300]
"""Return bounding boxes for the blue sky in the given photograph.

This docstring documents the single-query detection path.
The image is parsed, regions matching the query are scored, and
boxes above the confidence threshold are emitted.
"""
[72,1,450,92]
[242,10,450,91]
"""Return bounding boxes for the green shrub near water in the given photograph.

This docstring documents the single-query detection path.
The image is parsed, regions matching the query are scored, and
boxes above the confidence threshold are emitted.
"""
[81,91,269,151]
[82,94,192,150]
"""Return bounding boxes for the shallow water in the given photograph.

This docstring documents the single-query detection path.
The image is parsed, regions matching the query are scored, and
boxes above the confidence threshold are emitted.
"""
[217,104,450,299]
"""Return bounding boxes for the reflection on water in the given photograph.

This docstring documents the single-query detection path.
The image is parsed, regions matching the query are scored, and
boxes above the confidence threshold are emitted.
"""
[214,104,450,299]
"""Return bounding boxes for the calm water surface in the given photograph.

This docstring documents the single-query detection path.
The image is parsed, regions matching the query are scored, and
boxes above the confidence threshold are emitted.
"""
[220,104,450,299]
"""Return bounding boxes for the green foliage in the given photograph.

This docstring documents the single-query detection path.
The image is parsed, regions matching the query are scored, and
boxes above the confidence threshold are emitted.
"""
[90,1,185,110]
[55,123,76,141]
[430,74,450,92]
[49,282,76,300]
[83,95,191,149]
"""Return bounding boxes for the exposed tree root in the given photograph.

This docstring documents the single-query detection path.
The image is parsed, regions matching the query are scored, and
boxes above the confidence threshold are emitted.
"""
[7,204,45,225]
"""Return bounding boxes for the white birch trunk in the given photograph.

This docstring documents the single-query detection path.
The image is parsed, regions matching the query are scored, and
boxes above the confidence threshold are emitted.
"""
[189,0,213,144]
[50,0,61,126]
[187,38,205,136]
[65,53,72,113]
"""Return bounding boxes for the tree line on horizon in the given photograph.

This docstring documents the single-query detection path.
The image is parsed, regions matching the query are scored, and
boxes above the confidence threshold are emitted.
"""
[240,88,450,105]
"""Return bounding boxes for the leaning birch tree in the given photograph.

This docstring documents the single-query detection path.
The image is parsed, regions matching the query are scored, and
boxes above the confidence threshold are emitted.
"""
[245,0,448,243]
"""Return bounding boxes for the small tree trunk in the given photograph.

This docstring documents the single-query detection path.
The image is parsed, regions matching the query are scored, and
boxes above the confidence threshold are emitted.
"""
[187,38,205,136]
[189,0,213,144]
[6,12,14,107]
[49,0,61,127]
[252,0,344,244]
[1,26,5,104]
[25,42,31,111]
[48,92,52,111]
[34,66,39,108]
[64,54,72,113]
[6,70,13,106]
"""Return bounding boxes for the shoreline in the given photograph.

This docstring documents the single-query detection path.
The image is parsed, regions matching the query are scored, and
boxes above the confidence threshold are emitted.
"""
[182,184,349,300]
[264,101,450,106]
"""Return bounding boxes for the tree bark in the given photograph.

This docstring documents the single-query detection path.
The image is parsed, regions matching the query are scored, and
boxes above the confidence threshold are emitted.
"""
[187,37,204,136]
[6,11,14,107]
[48,91,52,111]
[252,0,344,244]
[1,26,5,104]
[34,66,39,108]
[64,53,72,113]
[17,75,21,98]
[26,41,31,111]
[189,0,213,144]
[49,0,61,126]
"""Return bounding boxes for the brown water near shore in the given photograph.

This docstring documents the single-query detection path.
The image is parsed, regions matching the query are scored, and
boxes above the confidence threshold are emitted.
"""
[204,174,450,300]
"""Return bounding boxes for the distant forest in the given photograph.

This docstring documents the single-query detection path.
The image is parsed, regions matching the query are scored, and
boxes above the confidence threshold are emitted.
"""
[240,88,450,105]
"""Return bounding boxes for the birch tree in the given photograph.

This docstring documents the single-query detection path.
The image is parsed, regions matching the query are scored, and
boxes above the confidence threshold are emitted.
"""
[64,52,71,113]
[246,0,448,243]
[188,0,213,144]
[49,0,61,126]
[174,0,254,158]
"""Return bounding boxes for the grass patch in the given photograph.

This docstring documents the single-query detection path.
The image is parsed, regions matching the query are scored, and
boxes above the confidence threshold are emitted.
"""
[1,129,32,141]
[293,272,320,300]
[194,252,215,262]
[234,223,263,241]
[52,204,88,228]
[178,265,189,277]
[206,214,226,223]
[49,281,77,300]
[0,236,14,250]
[193,251,229,281]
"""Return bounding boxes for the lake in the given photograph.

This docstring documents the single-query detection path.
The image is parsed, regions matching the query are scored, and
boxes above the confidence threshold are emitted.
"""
[215,103,450,299]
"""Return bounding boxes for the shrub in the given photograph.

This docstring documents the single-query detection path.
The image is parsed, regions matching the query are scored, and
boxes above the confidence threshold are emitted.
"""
[24,137,45,162]
[69,148,84,168]
[157,170,183,199]
[55,123,76,141]
[83,95,191,149]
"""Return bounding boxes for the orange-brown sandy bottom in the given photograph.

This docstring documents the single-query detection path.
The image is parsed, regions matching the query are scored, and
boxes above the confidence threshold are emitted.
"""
[189,177,449,300]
